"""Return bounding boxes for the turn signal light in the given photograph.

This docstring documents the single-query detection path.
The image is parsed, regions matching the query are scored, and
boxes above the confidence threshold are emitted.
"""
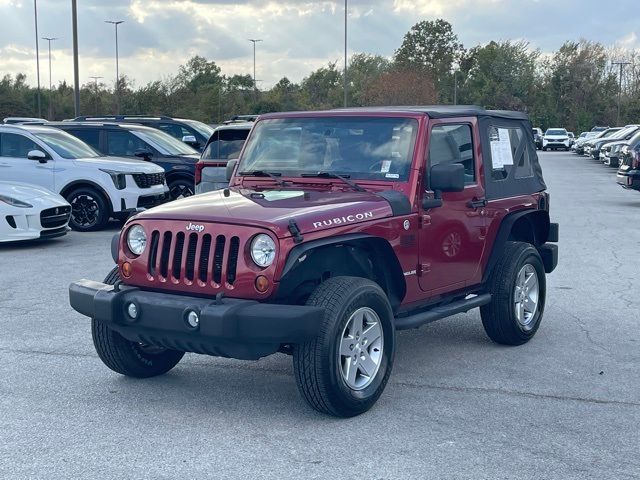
[255,275,270,293]
[121,262,132,278]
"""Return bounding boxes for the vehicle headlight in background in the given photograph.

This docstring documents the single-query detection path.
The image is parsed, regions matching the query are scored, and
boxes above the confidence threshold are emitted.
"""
[250,234,276,267]
[100,169,127,190]
[127,224,147,256]
[0,194,32,208]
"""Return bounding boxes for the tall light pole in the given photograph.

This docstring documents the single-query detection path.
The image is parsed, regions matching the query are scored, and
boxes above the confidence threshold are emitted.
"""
[33,0,42,117]
[42,37,58,120]
[248,39,262,100]
[343,0,348,108]
[612,61,631,125]
[106,20,124,114]
[72,0,80,117]
[90,76,103,115]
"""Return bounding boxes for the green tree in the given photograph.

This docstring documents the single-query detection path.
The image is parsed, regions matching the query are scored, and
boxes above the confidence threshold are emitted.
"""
[347,54,390,106]
[394,19,464,102]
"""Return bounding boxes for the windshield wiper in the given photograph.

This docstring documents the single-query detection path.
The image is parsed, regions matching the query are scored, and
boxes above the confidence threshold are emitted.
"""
[300,172,366,192]
[238,170,287,187]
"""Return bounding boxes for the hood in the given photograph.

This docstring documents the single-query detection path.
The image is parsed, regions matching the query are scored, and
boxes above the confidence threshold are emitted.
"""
[73,156,165,174]
[133,187,395,238]
[0,181,66,201]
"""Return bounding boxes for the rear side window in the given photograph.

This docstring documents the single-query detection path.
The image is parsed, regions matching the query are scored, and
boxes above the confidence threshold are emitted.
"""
[158,123,193,140]
[0,133,40,158]
[428,124,475,184]
[202,129,250,160]
[105,130,149,157]
[66,129,100,150]
[488,126,533,180]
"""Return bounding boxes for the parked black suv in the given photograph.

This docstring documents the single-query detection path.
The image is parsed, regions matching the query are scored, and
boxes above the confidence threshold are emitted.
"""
[51,122,200,199]
[71,115,214,152]
[617,132,640,192]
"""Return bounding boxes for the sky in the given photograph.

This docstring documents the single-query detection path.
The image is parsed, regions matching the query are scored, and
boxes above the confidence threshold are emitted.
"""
[0,0,638,90]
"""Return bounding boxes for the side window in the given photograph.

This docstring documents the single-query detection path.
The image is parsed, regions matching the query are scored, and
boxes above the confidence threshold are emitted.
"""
[0,133,40,158]
[428,124,475,184]
[158,123,192,140]
[105,130,147,157]
[66,129,100,150]
[488,126,533,180]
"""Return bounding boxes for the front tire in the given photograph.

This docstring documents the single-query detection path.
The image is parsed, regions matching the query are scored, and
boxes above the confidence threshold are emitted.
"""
[481,242,546,346]
[293,277,395,417]
[91,267,185,378]
[168,177,195,200]
[67,186,109,231]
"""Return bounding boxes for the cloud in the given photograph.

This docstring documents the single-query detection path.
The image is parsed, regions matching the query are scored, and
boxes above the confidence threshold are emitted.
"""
[1,0,639,90]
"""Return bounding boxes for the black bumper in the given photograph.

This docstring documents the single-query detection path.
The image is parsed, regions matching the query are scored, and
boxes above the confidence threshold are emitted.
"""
[69,280,324,360]
[617,170,640,190]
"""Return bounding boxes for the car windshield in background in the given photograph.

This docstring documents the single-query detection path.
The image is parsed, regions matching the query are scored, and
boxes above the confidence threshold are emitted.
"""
[183,119,215,139]
[239,117,419,181]
[132,129,198,156]
[202,129,250,160]
[545,129,567,136]
[34,131,100,159]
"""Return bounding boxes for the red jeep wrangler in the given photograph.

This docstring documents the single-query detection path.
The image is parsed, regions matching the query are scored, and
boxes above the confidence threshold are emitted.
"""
[70,107,559,417]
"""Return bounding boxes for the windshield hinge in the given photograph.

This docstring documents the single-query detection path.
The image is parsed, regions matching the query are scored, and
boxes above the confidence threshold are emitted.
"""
[288,219,304,244]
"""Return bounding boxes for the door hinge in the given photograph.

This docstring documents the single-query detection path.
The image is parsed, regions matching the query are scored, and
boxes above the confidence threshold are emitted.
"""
[419,215,432,228]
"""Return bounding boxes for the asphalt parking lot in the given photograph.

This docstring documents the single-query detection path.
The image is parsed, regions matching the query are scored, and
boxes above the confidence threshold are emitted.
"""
[1,151,639,479]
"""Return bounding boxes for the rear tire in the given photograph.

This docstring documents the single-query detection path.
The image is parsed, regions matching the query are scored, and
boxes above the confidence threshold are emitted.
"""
[293,277,395,417]
[67,186,109,231]
[168,177,195,200]
[481,242,546,346]
[91,267,185,378]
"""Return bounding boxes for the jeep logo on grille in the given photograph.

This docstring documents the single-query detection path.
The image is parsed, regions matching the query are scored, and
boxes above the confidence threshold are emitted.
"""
[186,223,205,232]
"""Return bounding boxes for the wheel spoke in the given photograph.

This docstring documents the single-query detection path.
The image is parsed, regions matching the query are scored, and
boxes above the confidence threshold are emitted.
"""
[518,302,525,321]
[524,272,537,290]
[362,321,382,344]
[523,297,536,313]
[359,351,377,377]
[340,336,355,357]
[345,359,358,385]
[349,311,364,338]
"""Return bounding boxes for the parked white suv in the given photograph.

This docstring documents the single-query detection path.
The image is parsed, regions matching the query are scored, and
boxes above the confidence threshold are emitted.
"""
[543,128,571,151]
[0,125,169,231]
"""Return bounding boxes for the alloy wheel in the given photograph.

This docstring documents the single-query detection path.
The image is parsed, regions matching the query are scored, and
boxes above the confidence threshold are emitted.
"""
[514,264,539,330]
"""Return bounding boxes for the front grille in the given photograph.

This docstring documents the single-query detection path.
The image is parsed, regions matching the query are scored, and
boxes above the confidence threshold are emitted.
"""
[133,172,165,188]
[147,229,241,286]
[40,206,71,229]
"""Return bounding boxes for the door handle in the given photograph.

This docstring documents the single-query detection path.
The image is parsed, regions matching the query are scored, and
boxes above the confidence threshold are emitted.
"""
[467,197,487,209]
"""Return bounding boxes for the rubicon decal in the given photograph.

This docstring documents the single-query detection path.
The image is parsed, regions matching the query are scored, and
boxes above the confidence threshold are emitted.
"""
[313,212,374,229]
[186,223,205,232]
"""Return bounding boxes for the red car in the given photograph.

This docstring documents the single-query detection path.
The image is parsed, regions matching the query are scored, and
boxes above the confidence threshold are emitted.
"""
[70,106,559,417]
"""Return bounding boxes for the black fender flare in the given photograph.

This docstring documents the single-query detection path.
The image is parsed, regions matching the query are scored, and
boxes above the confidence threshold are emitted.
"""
[279,233,407,310]
[59,180,113,216]
[482,209,550,283]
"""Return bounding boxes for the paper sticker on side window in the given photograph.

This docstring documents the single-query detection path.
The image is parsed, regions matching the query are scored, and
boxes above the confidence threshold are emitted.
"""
[489,127,514,170]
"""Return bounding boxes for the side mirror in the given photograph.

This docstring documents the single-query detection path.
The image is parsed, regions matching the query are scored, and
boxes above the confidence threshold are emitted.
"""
[422,163,465,209]
[182,135,199,148]
[134,148,153,161]
[226,159,238,181]
[27,150,48,163]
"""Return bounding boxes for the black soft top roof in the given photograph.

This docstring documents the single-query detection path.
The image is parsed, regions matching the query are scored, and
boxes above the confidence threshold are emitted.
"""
[329,105,529,121]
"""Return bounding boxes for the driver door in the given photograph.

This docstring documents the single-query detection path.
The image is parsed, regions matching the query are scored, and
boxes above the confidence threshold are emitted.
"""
[0,132,56,191]
[418,119,489,294]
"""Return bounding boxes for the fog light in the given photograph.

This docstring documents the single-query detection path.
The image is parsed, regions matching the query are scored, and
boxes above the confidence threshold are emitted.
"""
[122,262,132,277]
[127,302,139,319]
[255,275,270,293]
[186,310,200,328]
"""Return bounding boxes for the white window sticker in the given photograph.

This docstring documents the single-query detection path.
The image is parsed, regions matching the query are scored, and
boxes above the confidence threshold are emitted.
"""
[385,173,399,179]
[490,128,514,170]
[381,160,392,173]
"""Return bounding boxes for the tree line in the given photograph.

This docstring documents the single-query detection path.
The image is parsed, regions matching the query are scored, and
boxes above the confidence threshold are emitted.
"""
[2,19,639,133]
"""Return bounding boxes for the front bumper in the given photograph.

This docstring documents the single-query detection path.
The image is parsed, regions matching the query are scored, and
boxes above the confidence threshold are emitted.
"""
[69,280,324,360]
[617,170,640,190]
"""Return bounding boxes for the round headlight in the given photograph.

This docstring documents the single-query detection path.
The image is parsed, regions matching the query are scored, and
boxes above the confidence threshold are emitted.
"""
[127,224,147,256]
[250,234,276,267]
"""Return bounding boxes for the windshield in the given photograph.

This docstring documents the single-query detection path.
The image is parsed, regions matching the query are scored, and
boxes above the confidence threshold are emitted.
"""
[132,129,198,156]
[183,119,215,139]
[34,131,100,159]
[239,117,419,182]
[545,129,567,136]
